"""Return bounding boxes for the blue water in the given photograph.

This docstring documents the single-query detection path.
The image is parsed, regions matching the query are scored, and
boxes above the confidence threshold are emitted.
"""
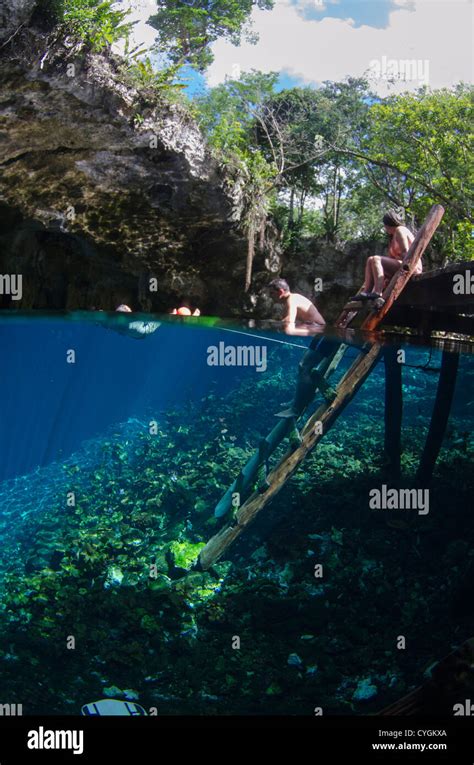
[0,313,473,715]
[3,314,470,483]
[0,316,281,481]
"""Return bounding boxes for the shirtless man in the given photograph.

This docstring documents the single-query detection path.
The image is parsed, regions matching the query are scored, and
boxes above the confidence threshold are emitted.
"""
[268,278,326,327]
[352,210,416,302]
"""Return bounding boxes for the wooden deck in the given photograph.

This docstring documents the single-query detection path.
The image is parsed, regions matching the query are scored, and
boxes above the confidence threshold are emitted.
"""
[383,260,474,334]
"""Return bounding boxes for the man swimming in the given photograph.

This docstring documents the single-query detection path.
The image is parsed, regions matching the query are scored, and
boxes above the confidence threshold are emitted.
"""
[351,210,416,302]
[268,278,326,327]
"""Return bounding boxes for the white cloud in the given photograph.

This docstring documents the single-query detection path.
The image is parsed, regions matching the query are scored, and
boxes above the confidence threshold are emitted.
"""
[206,0,473,94]
[112,0,157,56]
[112,0,472,93]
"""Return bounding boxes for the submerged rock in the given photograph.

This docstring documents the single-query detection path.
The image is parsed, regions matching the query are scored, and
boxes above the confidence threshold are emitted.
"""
[352,678,378,702]
[287,653,303,668]
[104,565,124,588]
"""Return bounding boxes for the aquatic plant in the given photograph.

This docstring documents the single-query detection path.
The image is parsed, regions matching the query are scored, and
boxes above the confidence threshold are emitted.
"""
[0,346,472,714]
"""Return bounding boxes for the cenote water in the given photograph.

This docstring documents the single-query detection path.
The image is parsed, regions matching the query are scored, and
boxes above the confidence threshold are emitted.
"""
[0,313,473,715]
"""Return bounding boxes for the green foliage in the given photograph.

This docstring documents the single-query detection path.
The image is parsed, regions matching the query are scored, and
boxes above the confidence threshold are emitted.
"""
[452,220,474,261]
[37,0,134,51]
[120,56,187,104]
[199,73,472,260]
[359,85,473,257]
[196,70,278,153]
[196,71,280,287]
[148,0,274,72]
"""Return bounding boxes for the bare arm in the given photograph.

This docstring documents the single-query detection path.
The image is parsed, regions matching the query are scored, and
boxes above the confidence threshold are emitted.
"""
[282,296,298,326]
[311,305,326,326]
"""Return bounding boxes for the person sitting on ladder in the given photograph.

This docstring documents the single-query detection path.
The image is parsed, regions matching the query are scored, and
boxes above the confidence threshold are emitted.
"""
[350,210,417,304]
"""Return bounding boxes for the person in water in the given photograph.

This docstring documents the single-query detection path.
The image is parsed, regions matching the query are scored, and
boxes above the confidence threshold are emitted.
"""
[267,279,335,418]
[268,278,325,327]
[351,210,416,302]
[170,306,201,316]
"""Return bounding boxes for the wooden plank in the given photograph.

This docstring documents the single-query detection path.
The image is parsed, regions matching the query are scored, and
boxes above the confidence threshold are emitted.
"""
[392,260,474,311]
[212,343,348,519]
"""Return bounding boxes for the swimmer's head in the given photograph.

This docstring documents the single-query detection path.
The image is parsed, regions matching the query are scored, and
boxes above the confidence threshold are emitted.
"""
[176,306,192,316]
[268,278,290,300]
[116,304,132,312]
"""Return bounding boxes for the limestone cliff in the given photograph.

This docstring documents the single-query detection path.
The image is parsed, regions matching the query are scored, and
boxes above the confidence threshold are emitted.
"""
[0,2,255,312]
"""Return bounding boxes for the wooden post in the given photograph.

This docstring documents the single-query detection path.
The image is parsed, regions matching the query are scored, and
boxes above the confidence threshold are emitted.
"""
[384,347,403,479]
[416,349,460,483]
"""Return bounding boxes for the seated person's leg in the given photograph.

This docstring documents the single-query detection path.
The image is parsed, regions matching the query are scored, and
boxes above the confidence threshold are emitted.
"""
[374,256,401,295]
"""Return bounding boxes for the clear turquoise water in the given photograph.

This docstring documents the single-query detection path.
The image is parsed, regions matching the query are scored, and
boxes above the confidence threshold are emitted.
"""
[0,313,472,715]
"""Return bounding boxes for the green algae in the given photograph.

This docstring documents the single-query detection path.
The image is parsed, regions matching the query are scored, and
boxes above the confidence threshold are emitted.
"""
[168,541,206,570]
[0,348,472,714]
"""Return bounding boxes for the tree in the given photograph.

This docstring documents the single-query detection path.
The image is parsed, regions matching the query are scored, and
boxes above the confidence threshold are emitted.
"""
[256,79,372,242]
[148,0,274,71]
[196,72,279,289]
[333,84,473,257]
[35,0,134,50]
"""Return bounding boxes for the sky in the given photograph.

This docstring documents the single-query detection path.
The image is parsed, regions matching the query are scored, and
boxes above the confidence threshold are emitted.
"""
[115,0,473,96]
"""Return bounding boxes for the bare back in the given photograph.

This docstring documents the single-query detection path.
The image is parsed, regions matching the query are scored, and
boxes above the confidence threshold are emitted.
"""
[388,225,415,260]
[284,293,325,325]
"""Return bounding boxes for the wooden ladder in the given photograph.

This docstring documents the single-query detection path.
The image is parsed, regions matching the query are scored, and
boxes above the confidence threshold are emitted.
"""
[197,205,445,570]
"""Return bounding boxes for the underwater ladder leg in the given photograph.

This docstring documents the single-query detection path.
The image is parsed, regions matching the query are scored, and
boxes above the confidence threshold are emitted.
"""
[212,343,347,519]
[416,348,460,483]
[197,344,382,570]
[384,346,403,479]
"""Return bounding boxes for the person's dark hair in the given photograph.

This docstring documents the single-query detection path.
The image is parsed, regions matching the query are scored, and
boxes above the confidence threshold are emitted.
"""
[269,278,290,292]
[383,209,404,228]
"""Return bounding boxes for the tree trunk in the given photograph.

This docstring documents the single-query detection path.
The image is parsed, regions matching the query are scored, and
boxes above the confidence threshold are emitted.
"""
[244,223,255,292]
[288,188,294,229]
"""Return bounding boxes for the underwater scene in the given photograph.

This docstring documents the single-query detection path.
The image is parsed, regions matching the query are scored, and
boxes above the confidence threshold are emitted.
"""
[0,313,473,716]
